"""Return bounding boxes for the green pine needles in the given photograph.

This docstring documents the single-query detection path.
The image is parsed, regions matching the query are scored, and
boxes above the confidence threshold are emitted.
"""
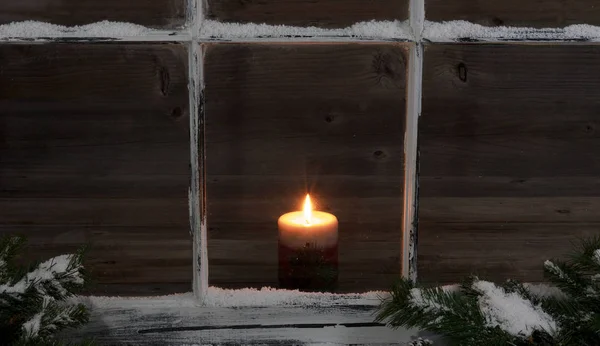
[376,236,600,346]
[0,235,90,345]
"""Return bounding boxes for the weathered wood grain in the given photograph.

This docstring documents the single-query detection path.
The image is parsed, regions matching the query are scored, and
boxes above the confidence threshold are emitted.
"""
[419,222,600,284]
[0,0,186,29]
[206,0,408,28]
[420,177,600,198]
[0,44,192,295]
[204,43,408,291]
[65,295,429,345]
[419,44,600,284]
[420,197,600,223]
[426,0,600,27]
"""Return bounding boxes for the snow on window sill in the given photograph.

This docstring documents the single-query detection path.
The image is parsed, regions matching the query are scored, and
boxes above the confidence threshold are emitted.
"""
[424,20,600,42]
[80,287,389,309]
[198,20,412,41]
[0,20,188,42]
[3,19,600,42]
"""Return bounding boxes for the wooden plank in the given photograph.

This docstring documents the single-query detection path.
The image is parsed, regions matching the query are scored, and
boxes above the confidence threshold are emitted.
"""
[0,44,192,295]
[420,177,600,198]
[1,199,188,226]
[419,44,600,284]
[420,197,600,223]
[426,0,600,27]
[206,0,408,28]
[65,295,427,344]
[420,137,600,177]
[204,43,408,291]
[4,226,191,294]
[0,0,186,29]
[419,222,600,284]
[87,283,192,296]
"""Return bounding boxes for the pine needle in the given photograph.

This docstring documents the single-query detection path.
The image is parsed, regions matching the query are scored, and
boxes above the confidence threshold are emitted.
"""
[0,235,89,345]
[376,235,600,345]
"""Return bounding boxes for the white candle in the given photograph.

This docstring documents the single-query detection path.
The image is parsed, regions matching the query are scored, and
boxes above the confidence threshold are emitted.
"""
[278,194,339,291]
[278,194,338,250]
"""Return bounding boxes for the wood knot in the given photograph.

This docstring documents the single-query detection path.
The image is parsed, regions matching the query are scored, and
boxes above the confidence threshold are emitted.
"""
[324,115,334,123]
[159,66,170,96]
[585,124,595,133]
[372,51,403,86]
[171,106,183,119]
[373,150,387,159]
[457,62,468,82]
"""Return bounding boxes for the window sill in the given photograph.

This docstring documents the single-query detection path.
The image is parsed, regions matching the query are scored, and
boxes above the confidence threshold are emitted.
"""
[66,289,430,344]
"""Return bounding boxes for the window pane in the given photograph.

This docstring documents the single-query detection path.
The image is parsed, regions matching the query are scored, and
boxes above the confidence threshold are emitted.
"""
[419,44,600,283]
[204,43,408,292]
[0,44,191,295]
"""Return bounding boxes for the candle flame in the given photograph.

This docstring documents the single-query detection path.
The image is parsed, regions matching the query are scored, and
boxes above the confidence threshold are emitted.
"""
[303,194,312,225]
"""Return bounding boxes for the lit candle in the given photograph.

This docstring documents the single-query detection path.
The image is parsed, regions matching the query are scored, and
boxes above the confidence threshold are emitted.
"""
[278,194,338,292]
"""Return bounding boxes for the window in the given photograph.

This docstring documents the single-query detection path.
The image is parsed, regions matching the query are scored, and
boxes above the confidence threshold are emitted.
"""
[1,0,597,301]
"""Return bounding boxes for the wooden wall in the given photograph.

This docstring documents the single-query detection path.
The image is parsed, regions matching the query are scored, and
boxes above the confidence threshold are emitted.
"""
[203,43,408,292]
[4,0,600,296]
[0,1,186,28]
[418,44,600,284]
[426,0,600,27]
[0,44,192,295]
[206,0,408,28]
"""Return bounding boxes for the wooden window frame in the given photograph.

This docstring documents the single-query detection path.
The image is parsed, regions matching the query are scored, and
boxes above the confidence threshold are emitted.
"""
[8,0,587,303]
[189,0,422,301]
[0,0,420,304]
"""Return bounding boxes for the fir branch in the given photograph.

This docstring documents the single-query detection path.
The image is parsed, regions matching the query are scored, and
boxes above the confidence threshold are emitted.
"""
[502,280,540,305]
[376,279,513,346]
[375,279,413,325]
[566,235,600,273]
[407,337,434,346]
[2,252,86,303]
[543,259,587,298]
[12,338,96,346]
[0,235,26,284]
[20,297,89,341]
[376,236,600,345]
[378,278,564,345]
[471,280,557,340]
[0,235,89,345]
